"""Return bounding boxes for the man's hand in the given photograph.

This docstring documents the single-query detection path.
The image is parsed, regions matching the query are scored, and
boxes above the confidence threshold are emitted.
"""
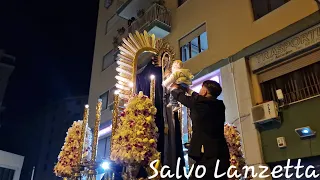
[170,83,179,90]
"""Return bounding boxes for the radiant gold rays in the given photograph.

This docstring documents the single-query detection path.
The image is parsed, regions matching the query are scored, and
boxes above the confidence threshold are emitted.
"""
[115,30,175,100]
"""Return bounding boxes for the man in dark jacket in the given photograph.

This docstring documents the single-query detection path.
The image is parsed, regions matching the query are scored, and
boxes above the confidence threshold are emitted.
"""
[171,80,230,179]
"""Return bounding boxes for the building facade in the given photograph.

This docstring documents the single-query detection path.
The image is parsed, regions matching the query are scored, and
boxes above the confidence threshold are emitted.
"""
[0,150,24,180]
[89,0,320,178]
[35,96,88,180]
[0,50,15,127]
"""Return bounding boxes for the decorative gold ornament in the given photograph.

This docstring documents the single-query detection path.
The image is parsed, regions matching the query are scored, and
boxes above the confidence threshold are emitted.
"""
[150,75,156,104]
[91,99,102,162]
[86,99,102,180]
[111,92,119,151]
[115,30,175,99]
[78,105,89,163]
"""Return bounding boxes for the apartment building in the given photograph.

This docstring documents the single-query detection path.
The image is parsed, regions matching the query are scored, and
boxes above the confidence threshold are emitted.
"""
[89,0,320,178]
[35,96,88,180]
[0,50,15,126]
[0,150,24,180]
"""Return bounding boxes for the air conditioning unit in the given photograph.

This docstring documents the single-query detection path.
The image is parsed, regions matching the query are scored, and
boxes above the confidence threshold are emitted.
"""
[251,101,279,124]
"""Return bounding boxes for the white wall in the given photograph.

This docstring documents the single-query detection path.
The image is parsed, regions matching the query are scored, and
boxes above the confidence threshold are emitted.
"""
[221,59,271,179]
[0,150,24,180]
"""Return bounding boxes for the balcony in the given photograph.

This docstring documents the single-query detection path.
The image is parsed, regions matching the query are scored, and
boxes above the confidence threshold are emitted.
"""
[116,0,153,20]
[128,4,171,38]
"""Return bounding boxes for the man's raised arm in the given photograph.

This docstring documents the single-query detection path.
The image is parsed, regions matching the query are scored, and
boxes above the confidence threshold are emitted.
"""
[171,87,198,108]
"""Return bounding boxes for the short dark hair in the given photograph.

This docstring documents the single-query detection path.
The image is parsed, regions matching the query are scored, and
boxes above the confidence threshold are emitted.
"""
[202,80,222,98]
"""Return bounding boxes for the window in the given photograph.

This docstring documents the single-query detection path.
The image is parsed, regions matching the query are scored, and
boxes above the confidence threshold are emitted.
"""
[102,50,115,71]
[0,167,15,180]
[105,15,121,34]
[261,62,320,104]
[99,86,117,111]
[178,0,188,7]
[251,0,291,20]
[100,91,109,110]
[97,138,107,160]
[179,24,207,62]
[106,136,111,157]
[107,86,117,110]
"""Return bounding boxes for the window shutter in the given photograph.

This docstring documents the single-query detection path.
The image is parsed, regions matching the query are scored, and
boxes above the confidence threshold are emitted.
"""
[258,49,320,83]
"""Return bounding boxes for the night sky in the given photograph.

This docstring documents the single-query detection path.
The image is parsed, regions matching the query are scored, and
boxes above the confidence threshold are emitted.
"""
[0,0,98,178]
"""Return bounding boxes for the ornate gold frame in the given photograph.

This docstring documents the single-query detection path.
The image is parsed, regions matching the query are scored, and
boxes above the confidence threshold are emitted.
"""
[111,31,176,178]
[115,30,175,99]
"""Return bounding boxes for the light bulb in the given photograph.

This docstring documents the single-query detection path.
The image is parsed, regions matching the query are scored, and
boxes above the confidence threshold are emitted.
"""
[150,74,155,80]
[101,161,110,170]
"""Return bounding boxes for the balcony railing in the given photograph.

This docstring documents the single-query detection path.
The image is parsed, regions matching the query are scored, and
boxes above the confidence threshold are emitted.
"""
[128,4,171,34]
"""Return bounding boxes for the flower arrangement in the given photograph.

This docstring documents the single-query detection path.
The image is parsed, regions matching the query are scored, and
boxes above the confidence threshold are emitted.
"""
[224,124,250,179]
[110,91,160,166]
[54,120,92,177]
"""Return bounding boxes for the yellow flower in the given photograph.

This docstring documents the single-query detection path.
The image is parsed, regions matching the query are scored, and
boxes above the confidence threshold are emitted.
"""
[137,104,144,110]
[109,93,159,165]
[146,116,152,122]
[54,120,92,177]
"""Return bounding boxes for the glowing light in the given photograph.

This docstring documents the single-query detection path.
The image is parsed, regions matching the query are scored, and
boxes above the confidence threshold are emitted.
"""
[98,125,112,137]
[119,94,129,99]
[302,129,309,134]
[116,67,131,75]
[115,75,131,84]
[191,84,202,93]
[115,83,130,91]
[101,161,110,170]
[211,75,220,83]
[150,74,155,80]
[117,61,132,68]
[114,90,119,95]
[85,104,89,108]
[129,82,133,87]
[191,75,220,93]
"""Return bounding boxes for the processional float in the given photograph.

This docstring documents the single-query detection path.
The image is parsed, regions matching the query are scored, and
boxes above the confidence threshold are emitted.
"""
[59,30,248,180]
[65,31,192,180]
[110,30,192,179]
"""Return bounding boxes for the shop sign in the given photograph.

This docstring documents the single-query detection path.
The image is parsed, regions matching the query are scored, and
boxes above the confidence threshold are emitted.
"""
[249,23,320,71]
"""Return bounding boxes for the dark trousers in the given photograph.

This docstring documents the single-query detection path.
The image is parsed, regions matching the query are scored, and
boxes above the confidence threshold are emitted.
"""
[190,154,229,180]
